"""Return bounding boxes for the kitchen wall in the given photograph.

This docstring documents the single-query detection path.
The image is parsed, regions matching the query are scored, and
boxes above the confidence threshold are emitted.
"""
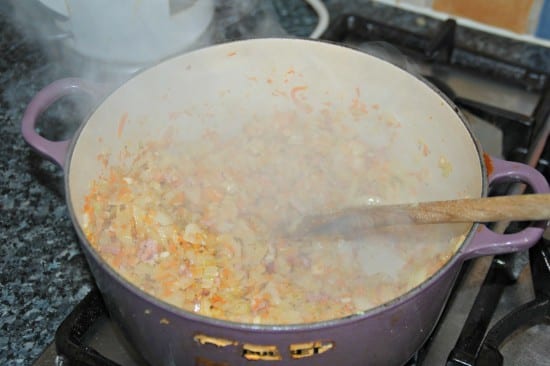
[374,0,550,42]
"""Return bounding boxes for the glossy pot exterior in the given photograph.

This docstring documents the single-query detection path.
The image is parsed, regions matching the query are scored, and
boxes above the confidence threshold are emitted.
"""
[22,39,549,366]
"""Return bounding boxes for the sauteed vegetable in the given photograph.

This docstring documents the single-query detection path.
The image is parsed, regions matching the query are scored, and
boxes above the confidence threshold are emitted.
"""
[82,109,466,325]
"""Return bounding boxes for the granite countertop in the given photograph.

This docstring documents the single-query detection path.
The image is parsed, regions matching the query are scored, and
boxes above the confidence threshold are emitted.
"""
[0,5,94,366]
[2,1,549,365]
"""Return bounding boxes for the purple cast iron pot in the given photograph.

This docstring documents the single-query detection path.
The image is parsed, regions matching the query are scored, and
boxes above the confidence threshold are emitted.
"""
[22,39,549,366]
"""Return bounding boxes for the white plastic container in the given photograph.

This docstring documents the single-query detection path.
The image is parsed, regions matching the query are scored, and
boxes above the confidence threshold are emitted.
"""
[38,0,215,64]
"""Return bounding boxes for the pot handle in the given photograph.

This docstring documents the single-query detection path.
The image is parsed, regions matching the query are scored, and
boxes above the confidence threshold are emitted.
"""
[21,78,102,169]
[460,157,549,260]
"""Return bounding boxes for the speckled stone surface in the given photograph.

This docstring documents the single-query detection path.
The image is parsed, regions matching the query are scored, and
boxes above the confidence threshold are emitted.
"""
[0,3,94,365]
[1,1,549,365]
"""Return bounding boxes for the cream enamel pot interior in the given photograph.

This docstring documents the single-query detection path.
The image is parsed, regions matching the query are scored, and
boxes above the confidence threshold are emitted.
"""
[22,38,549,366]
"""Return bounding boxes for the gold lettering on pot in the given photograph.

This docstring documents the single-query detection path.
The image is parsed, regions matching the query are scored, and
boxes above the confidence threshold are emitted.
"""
[290,340,335,359]
[193,334,238,348]
[242,343,282,361]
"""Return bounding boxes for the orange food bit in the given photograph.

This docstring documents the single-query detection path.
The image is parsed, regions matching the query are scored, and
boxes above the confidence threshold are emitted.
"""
[202,187,224,203]
[168,242,178,254]
[161,280,176,297]
[422,143,430,156]
[290,86,312,113]
[290,85,308,102]
[117,112,128,138]
[251,295,270,313]
[350,88,369,118]
[211,294,225,304]
[483,152,494,176]
[222,268,232,278]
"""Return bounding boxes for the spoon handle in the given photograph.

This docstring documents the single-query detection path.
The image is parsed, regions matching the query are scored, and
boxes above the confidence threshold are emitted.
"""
[407,193,550,224]
[293,194,550,239]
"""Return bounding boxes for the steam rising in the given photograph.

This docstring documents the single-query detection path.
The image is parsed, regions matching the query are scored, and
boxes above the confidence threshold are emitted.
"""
[8,0,289,85]
[360,41,423,76]
[5,0,293,141]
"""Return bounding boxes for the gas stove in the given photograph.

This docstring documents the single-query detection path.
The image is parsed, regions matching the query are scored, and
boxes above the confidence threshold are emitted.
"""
[29,5,550,366]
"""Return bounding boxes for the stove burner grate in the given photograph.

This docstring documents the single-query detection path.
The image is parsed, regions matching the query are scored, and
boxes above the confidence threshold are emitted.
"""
[55,289,121,366]
[449,238,550,366]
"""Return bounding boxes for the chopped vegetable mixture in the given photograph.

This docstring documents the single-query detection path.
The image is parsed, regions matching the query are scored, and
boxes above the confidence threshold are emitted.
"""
[82,110,464,325]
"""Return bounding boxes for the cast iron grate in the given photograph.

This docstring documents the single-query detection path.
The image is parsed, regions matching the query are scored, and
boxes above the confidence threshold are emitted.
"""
[448,238,550,366]
[322,14,549,91]
[55,288,122,366]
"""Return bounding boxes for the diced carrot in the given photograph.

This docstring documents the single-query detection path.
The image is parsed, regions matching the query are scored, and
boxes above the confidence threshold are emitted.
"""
[222,268,232,278]
[171,192,186,205]
[290,85,307,103]
[251,294,270,313]
[202,187,224,203]
[167,241,178,254]
[160,258,179,272]
[156,272,176,284]
[111,252,124,268]
[211,294,225,304]
[117,112,128,138]
[161,280,176,297]
[289,86,312,112]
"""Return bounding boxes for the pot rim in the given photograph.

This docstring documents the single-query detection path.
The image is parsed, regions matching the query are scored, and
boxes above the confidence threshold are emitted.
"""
[64,37,488,331]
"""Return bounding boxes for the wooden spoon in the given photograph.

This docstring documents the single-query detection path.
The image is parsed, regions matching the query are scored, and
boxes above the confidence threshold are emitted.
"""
[289,193,550,239]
